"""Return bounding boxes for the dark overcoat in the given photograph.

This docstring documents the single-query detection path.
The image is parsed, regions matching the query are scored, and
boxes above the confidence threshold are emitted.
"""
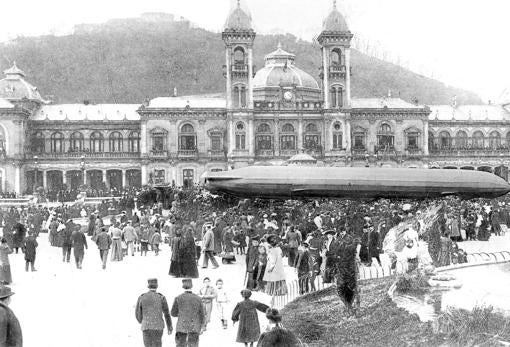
[23,236,38,262]
[0,302,22,347]
[232,299,269,343]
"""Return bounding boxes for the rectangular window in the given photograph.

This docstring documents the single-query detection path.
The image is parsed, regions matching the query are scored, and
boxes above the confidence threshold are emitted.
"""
[153,135,165,152]
[235,134,246,150]
[256,136,272,150]
[183,169,194,189]
[211,135,222,151]
[304,135,320,149]
[333,134,343,149]
[280,135,295,150]
[354,135,365,149]
[154,170,165,185]
[180,136,196,150]
[407,134,418,149]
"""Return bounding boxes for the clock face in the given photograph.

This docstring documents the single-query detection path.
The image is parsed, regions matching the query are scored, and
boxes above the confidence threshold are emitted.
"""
[284,91,293,101]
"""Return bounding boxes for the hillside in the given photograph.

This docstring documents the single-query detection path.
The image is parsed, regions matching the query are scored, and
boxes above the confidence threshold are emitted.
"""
[0,16,482,105]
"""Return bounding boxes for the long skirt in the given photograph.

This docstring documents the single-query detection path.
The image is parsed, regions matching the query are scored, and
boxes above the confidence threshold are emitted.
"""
[110,239,123,261]
[265,280,288,296]
[169,261,182,277]
[0,264,12,284]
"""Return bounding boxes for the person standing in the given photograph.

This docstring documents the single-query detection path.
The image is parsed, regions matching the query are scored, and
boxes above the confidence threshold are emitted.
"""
[263,235,287,298]
[11,219,26,254]
[232,289,269,347]
[199,277,217,332]
[140,223,150,256]
[286,226,301,267]
[169,230,183,277]
[171,278,205,347]
[245,237,260,290]
[123,221,137,256]
[215,279,229,329]
[201,223,219,269]
[135,278,173,347]
[95,227,112,270]
[71,227,88,269]
[61,220,73,263]
[0,239,12,285]
[0,286,23,347]
[22,231,38,272]
[110,222,123,262]
[294,242,312,295]
[180,227,199,278]
[150,230,162,256]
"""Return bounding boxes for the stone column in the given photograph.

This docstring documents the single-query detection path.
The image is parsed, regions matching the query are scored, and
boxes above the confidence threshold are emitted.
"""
[248,47,254,108]
[15,166,21,195]
[274,119,280,157]
[62,171,67,185]
[297,118,303,151]
[83,170,87,185]
[345,47,351,107]
[248,118,255,156]
[141,165,148,185]
[102,169,108,188]
[226,49,232,109]
[323,46,329,109]
[228,117,235,156]
[141,122,148,155]
[345,119,351,152]
[423,121,430,156]
[122,169,127,188]
[42,170,47,189]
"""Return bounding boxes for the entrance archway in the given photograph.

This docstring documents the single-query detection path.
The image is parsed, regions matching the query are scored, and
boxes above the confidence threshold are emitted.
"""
[127,169,141,188]
[67,171,83,191]
[107,170,122,191]
[47,171,63,192]
[87,170,103,189]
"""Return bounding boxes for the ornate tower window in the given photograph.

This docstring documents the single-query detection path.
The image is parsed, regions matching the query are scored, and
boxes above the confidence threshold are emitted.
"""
[70,132,84,152]
[377,123,394,150]
[32,132,45,153]
[50,132,64,153]
[235,122,246,150]
[109,132,123,152]
[150,128,167,153]
[256,123,273,153]
[179,124,197,151]
[304,123,321,151]
[90,131,104,153]
[232,84,247,108]
[280,123,296,152]
[330,85,344,108]
[331,48,342,65]
[128,131,140,153]
[332,122,343,150]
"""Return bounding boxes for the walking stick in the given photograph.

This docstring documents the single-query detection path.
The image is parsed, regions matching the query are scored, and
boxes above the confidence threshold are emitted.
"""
[243,271,248,288]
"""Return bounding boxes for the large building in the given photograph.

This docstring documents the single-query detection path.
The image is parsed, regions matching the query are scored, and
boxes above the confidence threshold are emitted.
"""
[0,1,508,195]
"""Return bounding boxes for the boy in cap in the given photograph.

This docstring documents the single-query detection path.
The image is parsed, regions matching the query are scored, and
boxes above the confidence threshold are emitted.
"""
[135,278,172,347]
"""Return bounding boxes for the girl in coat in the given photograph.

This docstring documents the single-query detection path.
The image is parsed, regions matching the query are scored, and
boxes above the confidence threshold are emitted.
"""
[232,289,269,346]
[0,238,12,284]
[263,235,287,298]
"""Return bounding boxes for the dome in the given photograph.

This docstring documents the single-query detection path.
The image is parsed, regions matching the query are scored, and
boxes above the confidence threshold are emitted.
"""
[288,152,318,166]
[224,6,252,31]
[253,44,320,91]
[0,62,45,103]
[323,2,349,32]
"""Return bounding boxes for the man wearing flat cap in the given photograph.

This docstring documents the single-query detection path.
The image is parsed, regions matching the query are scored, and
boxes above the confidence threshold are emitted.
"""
[136,278,172,347]
[0,286,22,347]
[171,279,205,347]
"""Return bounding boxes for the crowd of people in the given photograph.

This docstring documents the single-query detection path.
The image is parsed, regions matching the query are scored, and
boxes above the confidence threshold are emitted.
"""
[0,184,509,346]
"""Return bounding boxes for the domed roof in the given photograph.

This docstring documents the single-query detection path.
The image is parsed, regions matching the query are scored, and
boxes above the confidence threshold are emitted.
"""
[323,1,349,32]
[288,152,318,166]
[253,44,320,90]
[0,62,45,103]
[224,3,252,31]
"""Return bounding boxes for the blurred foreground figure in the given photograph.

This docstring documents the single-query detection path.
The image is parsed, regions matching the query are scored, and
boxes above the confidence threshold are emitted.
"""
[0,286,22,347]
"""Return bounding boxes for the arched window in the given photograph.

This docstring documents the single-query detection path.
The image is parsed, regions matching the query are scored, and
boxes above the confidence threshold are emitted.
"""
[234,47,246,65]
[439,131,451,149]
[128,131,140,153]
[235,122,246,150]
[32,132,45,153]
[332,122,343,150]
[331,48,342,65]
[455,130,468,148]
[179,124,196,151]
[428,131,436,151]
[109,132,123,152]
[472,131,485,149]
[377,123,394,149]
[280,123,296,151]
[50,132,64,153]
[489,131,501,149]
[151,128,167,153]
[70,132,84,152]
[90,132,104,153]
[304,123,321,150]
[232,85,247,108]
[256,123,273,152]
[330,86,344,108]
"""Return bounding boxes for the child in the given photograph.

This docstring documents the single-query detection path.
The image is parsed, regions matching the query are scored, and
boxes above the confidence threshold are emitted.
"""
[150,230,162,256]
[199,277,217,332]
[215,279,229,329]
[139,224,149,256]
[23,231,38,272]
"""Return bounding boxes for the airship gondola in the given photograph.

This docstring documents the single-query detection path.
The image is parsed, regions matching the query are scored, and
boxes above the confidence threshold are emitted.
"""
[204,166,510,200]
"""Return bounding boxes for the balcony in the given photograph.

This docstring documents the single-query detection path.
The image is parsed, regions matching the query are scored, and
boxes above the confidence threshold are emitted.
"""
[208,150,226,160]
[149,150,168,159]
[27,152,141,160]
[178,149,198,160]
[256,149,274,158]
[429,147,510,157]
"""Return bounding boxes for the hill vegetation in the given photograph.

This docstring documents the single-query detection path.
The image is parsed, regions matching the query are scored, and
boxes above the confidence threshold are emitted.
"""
[0,16,482,105]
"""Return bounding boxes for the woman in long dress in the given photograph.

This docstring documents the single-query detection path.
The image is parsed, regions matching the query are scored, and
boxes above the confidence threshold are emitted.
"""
[110,222,123,261]
[168,230,183,277]
[179,226,199,278]
[0,238,13,284]
[263,235,287,297]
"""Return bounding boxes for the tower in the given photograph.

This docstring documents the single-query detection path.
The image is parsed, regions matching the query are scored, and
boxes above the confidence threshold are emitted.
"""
[318,1,353,109]
[222,0,256,110]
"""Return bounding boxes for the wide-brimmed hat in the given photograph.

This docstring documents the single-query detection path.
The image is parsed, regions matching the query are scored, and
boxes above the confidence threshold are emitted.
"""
[0,286,14,299]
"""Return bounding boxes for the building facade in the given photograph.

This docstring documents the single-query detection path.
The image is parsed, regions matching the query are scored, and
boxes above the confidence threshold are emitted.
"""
[0,2,507,195]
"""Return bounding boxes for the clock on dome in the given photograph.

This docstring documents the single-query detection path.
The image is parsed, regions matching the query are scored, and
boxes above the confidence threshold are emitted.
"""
[283,91,293,101]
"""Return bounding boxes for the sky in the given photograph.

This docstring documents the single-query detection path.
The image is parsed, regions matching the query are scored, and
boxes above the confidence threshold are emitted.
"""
[1,0,509,103]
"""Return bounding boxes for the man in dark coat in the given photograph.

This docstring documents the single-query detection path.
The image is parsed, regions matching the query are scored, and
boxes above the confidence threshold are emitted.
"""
[71,228,88,269]
[171,278,205,347]
[95,227,112,269]
[11,221,26,254]
[294,242,312,294]
[245,237,260,290]
[61,220,74,263]
[135,278,172,347]
[22,232,38,272]
[0,286,22,347]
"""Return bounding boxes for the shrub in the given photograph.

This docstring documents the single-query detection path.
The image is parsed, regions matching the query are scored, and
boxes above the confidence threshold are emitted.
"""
[395,270,430,294]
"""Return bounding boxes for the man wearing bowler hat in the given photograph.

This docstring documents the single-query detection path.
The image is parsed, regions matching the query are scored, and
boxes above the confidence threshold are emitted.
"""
[171,279,205,347]
[0,285,22,347]
[135,278,172,347]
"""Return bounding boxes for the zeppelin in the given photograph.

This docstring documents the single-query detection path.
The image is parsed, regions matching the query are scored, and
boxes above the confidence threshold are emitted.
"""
[204,166,510,200]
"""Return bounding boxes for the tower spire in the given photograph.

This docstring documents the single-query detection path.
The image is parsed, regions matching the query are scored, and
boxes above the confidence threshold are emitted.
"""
[237,0,241,8]
[333,0,337,9]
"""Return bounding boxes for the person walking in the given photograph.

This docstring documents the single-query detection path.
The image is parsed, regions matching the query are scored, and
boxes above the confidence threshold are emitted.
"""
[140,223,150,256]
[123,221,137,256]
[95,227,112,269]
[263,235,287,298]
[0,239,12,285]
[110,222,123,262]
[135,278,173,347]
[245,237,260,290]
[22,231,38,272]
[0,286,22,347]
[150,230,162,256]
[215,279,229,329]
[61,220,73,263]
[199,277,217,332]
[286,226,301,267]
[11,220,26,254]
[231,289,269,347]
[71,227,88,269]
[201,223,219,269]
[171,278,205,347]
[169,230,183,277]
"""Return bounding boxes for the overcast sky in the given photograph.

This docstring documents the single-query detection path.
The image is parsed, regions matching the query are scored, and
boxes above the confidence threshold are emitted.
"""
[1,0,509,102]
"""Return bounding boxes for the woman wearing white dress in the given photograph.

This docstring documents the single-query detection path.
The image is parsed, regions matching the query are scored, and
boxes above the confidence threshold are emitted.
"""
[263,235,287,297]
